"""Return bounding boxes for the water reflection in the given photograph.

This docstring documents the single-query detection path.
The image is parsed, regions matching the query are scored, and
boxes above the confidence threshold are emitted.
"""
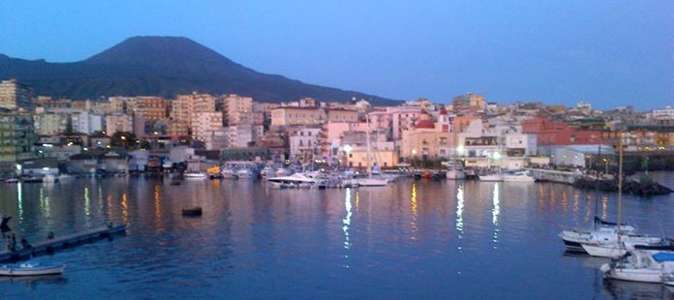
[17,182,23,223]
[492,183,500,247]
[456,183,464,241]
[342,188,352,268]
[0,175,672,299]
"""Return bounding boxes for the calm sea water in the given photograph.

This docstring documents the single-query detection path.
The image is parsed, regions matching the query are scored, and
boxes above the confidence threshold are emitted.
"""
[0,173,673,299]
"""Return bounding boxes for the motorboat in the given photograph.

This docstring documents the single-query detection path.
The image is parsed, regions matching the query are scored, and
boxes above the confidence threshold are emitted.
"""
[260,166,274,179]
[502,170,535,182]
[559,217,636,252]
[184,172,207,180]
[3,178,18,184]
[43,174,59,183]
[235,169,253,179]
[220,168,238,179]
[601,251,674,283]
[446,169,466,180]
[353,177,388,187]
[0,263,65,276]
[267,173,318,188]
[479,174,503,182]
[443,160,466,180]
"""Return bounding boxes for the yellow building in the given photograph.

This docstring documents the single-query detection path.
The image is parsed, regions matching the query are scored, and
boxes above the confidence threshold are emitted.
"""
[326,108,359,123]
[132,96,167,121]
[400,119,452,160]
[344,146,399,169]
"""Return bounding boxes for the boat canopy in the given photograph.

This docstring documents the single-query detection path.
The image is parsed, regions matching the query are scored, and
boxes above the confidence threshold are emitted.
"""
[652,252,674,262]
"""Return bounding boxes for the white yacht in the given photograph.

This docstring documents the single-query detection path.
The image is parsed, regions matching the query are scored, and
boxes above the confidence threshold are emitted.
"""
[479,173,503,182]
[443,160,466,180]
[267,173,318,188]
[582,235,666,258]
[560,218,636,252]
[220,168,238,179]
[601,249,674,283]
[502,170,535,182]
[235,168,253,179]
[184,172,207,180]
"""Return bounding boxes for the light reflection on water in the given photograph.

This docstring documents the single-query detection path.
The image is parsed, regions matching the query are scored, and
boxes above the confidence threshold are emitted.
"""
[0,174,671,299]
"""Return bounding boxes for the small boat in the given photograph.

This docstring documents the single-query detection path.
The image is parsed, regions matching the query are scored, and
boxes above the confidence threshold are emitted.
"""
[502,170,535,182]
[3,178,19,184]
[479,174,503,182]
[235,169,253,179]
[559,218,636,252]
[221,168,238,179]
[601,251,674,283]
[182,207,203,217]
[43,174,59,183]
[0,263,65,276]
[184,172,207,180]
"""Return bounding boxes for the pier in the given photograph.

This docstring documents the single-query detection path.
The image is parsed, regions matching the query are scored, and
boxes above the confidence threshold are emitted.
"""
[0,224,127,263]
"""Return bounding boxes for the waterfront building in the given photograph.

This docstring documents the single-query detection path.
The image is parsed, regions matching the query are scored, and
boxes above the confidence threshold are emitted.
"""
[289,127,322,162]
[339,131,397,168]
[400,117,452,160]
[387,105,422,140]
[0,111,36,163]
[522,117,607,146]
[227,124,262,148]
[0,79,32,111]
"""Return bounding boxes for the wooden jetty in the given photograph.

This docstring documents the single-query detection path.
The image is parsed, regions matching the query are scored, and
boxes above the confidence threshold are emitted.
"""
[0,224,126,263]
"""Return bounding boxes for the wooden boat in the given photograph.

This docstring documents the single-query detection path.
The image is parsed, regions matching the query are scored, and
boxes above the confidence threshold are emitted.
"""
[0,263,65,276]
[182,207,202,217]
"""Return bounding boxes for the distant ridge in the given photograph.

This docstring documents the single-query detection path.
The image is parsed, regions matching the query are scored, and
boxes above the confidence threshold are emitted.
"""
[0,36,399,104]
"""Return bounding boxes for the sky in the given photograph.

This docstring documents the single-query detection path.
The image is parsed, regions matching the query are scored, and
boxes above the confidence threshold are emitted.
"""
[0,1,672,109]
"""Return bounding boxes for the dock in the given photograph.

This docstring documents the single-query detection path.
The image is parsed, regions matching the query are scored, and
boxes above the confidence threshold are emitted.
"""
[0,224,126,263]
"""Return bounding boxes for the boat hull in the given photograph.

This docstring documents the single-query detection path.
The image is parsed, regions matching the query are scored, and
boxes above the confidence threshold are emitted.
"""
[0,265,65,276]
[603,266,664,283]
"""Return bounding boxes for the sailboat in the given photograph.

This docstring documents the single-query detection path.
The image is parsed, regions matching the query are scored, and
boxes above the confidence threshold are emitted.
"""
[354,115,389,187]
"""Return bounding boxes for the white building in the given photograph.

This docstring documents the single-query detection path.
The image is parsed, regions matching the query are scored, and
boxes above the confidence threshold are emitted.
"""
[649,106,674,120]
[71,111,103,134]
[289,127,322,162]
[192,112,223,144]
[226,124,262,148]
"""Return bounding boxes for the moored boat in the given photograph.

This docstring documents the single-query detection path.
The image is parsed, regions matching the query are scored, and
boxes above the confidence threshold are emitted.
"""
[0,263,65,276]
[502,170,535,182]
[182,207,203,216]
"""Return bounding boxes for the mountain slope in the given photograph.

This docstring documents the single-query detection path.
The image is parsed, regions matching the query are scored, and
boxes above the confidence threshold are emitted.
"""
[0,36,399,104]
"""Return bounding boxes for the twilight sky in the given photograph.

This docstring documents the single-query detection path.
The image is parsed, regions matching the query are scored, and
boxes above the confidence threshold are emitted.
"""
[0,1,672,109]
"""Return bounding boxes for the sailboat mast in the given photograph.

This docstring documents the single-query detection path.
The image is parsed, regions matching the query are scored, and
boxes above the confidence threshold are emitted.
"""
[617,132,624,243]
[365,114,372,176]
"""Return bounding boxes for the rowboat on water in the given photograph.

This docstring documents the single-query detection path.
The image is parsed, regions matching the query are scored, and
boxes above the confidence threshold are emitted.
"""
[0,263,65,276]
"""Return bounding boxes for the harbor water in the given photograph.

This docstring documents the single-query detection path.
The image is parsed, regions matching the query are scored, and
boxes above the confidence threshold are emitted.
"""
[0,173,673,299]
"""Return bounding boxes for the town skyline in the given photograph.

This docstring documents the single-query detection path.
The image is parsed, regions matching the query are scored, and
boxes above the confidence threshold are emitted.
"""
[1,1,672,109]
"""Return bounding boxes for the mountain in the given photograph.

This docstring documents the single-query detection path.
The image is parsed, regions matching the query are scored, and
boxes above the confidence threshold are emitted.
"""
[0,36,399,104]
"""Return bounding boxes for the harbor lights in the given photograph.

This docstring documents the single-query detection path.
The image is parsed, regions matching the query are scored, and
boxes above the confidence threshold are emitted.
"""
[456,144,466,157]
